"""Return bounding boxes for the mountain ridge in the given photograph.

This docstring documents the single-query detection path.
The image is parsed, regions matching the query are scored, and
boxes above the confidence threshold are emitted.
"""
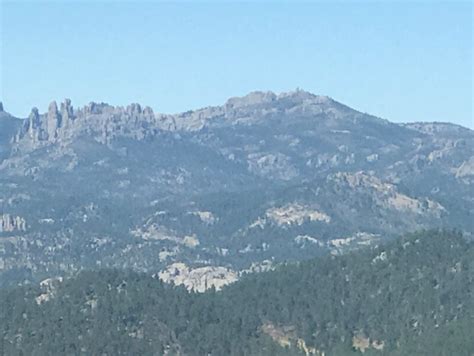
[0,90,472,288]
[2,89,471,137]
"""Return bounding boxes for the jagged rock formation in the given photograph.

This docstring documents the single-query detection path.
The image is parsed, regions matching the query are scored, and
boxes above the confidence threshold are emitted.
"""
[15,99,159,148]
[0,214,26,233]
[12,90,354,149]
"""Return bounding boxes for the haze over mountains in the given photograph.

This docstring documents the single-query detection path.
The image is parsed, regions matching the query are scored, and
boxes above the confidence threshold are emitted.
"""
[0,90,473,288]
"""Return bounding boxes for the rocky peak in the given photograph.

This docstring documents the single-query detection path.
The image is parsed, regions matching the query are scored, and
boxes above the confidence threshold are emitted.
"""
[143,106,154,116]
[0,102,3,112]
[83,102,114,115]
[19,99,75,143]
[126,103,142,115]
[17,107,41,141]
[60,99,74,121]
[30,107,39,117]
[224,89,332,110]
[225,91,277,109]
[28,108,40,125]
[48,101,59,117]
[278,88,317,100]
[14,99,164,149]
[47,101,61,139]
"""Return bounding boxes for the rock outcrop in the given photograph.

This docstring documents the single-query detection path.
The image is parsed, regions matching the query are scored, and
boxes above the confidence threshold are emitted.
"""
[19,100,75,143]
[330,172,446,216]
[0,214,26,233]
[15,99,160,148]
[35,277,63,305]
[24,108,42,140]
[261,323,323,355]
[47,101,60,139]
[456,157,474,179]
[158,262,238,292]
[250,203,331,229]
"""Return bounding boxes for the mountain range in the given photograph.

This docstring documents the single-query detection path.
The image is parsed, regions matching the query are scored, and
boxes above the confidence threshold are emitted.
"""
[0,90,473,287]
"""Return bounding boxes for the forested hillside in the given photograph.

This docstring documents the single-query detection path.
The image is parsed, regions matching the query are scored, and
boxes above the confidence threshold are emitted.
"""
[1,230,473,355]
[1,91,473,288]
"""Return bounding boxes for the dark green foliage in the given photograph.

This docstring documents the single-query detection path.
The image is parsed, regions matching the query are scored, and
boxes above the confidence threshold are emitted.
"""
[1,230,472,355]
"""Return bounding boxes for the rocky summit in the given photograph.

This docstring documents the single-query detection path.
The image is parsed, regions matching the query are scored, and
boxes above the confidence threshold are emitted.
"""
[0,89,473,287]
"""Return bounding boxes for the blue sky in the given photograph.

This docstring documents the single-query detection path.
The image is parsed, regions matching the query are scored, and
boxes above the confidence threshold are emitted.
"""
[1,1,472,127]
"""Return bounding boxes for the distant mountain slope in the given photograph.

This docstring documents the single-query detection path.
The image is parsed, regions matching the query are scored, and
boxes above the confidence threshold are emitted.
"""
[0,90,473,286]
[0,106,22,161]
[1,230,472,355]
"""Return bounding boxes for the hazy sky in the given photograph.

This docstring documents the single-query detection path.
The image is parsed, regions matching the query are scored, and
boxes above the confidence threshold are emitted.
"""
[1,1,472,128]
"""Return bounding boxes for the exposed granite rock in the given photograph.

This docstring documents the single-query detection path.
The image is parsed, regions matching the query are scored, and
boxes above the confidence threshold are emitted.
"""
[35,277,63,305]
[455,157,474,178]
[330,172,445,216]
[352,334,385,353]
[131,223,200,248]
[19,100,74,144]
[59,99,74,132]
[14,99,162,149]
[250,203,331,228]
[225,91,277,109]
[158,262,238,292]
[47,101,60,139]
[261,322,322,355]
[0,214,26,233]
[12,90,356,150]
[24,108,42,140]
[247,152,299,180]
